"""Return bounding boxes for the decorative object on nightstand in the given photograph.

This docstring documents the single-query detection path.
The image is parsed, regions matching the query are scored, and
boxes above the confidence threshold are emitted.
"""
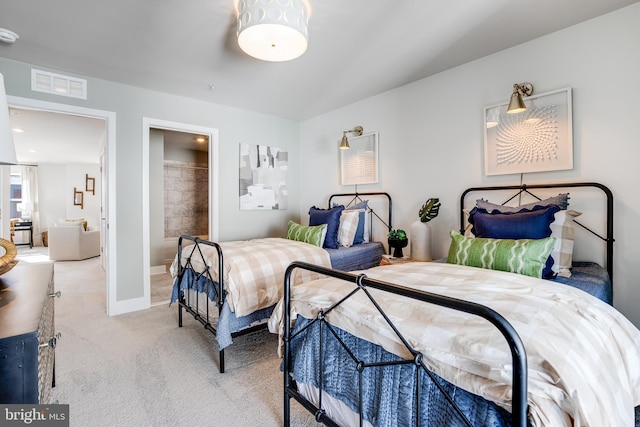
[410,197,441,261]
[380,254,412,265]
[387,229,408,258]
[0,238,18,275]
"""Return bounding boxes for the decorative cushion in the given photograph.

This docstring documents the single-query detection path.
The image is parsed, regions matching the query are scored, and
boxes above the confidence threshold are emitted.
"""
[549,210,582,277]
[476,193,569,213]
[309,205,344,249]
[447,231,556,279]
[337,210,361,248]
[60,218,88,230]
[286,220,327,247]
[469,205,560,240]
[348,200,369,243]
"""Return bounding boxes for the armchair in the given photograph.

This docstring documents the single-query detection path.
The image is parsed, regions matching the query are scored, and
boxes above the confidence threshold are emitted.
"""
[48,222,100,261]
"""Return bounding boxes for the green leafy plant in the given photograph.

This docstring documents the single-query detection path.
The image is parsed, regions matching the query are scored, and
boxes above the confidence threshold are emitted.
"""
[387,229,407,240]
[418,198,441,223]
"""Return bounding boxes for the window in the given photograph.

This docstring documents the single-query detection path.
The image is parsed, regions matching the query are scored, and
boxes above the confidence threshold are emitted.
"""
[9,171,22,219]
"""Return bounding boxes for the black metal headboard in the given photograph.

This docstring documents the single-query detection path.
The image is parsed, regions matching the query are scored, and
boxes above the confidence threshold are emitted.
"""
[460,182,614,284]
[328,192,393,236]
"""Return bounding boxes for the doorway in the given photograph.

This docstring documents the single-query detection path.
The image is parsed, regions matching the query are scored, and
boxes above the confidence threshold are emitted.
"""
[5,96,116,314]
[142,118,219,308]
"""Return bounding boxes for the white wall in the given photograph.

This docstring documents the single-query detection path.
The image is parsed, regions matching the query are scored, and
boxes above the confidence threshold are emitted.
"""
[299,4,640,328]
[38,163,101,229]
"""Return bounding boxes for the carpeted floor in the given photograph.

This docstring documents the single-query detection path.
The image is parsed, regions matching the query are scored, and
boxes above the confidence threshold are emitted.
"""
[17,248,320,427]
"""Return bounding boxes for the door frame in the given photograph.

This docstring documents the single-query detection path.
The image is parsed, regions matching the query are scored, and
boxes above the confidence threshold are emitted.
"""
[142,118,219,308]
[7,96,117,315]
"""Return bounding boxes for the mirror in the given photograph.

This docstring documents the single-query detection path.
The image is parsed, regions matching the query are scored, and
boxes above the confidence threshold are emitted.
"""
[74,187,84,209]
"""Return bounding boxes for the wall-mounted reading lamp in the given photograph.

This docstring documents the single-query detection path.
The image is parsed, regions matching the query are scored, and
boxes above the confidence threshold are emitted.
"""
[339,126,364,150]
[507,82,534,114]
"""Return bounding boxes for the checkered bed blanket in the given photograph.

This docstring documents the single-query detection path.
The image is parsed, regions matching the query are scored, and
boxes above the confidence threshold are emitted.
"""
[170,237,331,317]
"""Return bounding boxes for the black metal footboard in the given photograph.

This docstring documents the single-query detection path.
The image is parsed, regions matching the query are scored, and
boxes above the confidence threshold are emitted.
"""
[282,261,528,427]
[175,235,226,371]
[175,235,268,373]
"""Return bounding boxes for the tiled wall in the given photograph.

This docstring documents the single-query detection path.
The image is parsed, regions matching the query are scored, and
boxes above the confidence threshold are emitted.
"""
[164,160,208,238]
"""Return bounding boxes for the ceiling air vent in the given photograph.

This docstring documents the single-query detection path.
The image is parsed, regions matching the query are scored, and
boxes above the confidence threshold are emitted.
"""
[31,69,87,100]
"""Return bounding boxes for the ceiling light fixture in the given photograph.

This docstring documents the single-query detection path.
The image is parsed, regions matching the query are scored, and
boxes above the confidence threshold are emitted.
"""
[339,126,364,150]
[236,0,309,62]
[0,28,19,44]
[507,82,534,114]
[0,73,18,165]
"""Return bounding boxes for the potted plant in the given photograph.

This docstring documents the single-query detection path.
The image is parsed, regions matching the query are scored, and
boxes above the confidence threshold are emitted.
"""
[387,228,408,258]
[411,198,441,261]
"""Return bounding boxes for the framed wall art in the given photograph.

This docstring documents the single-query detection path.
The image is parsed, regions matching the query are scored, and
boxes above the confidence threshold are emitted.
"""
[483,87,573,176]
[340,132,379,186]
[239,143,288,210]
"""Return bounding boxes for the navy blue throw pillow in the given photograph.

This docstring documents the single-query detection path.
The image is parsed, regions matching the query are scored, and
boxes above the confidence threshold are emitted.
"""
[309,205,344,249]
[469,205,560,240]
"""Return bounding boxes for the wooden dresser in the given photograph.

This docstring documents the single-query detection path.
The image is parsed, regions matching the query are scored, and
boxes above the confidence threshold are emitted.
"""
[0,262,58,403]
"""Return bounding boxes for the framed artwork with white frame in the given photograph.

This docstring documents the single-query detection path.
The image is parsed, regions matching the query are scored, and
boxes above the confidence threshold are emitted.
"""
[484,87,573,176]
[340,132,379,186]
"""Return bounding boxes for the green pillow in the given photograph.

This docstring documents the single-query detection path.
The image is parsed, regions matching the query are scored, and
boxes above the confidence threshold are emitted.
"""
[447,231,556,278]
[286,220,327,247]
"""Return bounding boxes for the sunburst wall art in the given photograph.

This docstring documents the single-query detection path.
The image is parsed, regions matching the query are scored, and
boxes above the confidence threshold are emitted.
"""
[483,87,572,176]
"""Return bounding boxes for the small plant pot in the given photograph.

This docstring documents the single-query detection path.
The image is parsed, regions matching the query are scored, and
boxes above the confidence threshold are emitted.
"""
[388,238,408,258]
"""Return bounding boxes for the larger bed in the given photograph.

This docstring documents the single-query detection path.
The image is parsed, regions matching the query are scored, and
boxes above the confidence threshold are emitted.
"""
[170,192,391,373]
[273,182,640,426]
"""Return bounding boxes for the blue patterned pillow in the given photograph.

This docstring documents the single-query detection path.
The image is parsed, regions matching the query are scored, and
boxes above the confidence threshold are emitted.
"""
[309,205,344,249]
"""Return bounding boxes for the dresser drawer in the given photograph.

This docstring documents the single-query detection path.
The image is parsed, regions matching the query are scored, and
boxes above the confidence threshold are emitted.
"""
[0,262,57,404]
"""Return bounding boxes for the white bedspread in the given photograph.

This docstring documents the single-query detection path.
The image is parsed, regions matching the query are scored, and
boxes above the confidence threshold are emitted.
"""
[170,237,331,317]
[272,262,640,426]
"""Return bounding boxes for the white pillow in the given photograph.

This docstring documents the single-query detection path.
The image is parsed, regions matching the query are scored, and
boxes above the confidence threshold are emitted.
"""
[549,210,582,277]
[338,210,360,248]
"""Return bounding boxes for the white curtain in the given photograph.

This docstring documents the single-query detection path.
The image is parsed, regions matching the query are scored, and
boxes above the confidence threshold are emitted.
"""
[20,165,41,245]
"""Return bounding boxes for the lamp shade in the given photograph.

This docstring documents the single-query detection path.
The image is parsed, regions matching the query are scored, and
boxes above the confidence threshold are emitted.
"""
[507,90,526,114]
[0,73,17,165]
[339,134,350,150]
[237,0,308,62]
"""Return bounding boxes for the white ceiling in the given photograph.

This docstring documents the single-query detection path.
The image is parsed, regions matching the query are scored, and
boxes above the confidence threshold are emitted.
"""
[2,0,638,164]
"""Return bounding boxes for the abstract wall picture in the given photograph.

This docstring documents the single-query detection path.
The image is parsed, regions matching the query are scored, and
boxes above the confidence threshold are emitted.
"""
[239,143,288,210]
[484,87,573,176]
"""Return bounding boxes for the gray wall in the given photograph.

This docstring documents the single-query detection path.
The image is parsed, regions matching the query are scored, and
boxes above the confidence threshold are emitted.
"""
[1,57,301,305]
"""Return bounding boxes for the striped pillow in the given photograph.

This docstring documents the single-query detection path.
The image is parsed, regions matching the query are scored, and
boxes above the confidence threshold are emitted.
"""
[338,210,361,247]
[287,220,327,247]
[447,231,556,278]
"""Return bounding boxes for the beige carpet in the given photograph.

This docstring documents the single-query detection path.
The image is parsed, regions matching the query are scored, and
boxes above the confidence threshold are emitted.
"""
[17,247,320,427]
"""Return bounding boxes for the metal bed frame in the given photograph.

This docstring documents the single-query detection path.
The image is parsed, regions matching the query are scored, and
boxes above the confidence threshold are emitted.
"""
[174,235,264,374]
[282,261,528,427]
[174,192,393,374]
[459,182,614,288]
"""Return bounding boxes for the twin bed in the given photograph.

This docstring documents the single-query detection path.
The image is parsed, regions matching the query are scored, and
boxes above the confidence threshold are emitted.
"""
[273,182,640,426]
[170,182,640,425]
[170,192,390,373]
